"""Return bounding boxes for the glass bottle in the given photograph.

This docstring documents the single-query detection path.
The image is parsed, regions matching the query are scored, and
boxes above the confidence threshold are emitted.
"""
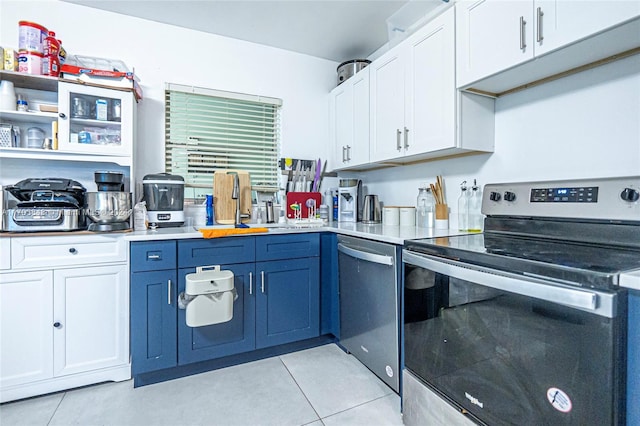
[458,181,469,231]
[468,179,483,232]
[416,184,435,228]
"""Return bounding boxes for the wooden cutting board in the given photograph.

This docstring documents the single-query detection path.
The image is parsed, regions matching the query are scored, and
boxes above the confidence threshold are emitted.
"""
[213,170,252,224]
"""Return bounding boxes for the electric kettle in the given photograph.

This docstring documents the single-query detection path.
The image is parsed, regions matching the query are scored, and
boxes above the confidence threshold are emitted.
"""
[362,194,381,223]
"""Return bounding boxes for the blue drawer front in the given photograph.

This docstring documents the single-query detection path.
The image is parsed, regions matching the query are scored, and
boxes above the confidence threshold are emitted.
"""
[178,237,255,268]
[130,241,177,272]
[256,233,320,261]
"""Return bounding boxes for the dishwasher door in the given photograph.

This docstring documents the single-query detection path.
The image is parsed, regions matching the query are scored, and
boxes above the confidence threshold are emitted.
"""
[337,235,399,393]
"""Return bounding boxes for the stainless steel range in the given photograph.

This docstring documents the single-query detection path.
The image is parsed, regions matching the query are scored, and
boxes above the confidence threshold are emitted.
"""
[402,176,640,426]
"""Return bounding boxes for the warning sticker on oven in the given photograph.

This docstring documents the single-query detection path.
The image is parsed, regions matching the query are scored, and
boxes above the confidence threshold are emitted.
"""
[547,387,572,413]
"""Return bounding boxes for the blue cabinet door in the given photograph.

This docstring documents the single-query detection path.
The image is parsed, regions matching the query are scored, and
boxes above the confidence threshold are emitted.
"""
[130,269,178,375]
[255,257,320,348]
[177,263,256,364]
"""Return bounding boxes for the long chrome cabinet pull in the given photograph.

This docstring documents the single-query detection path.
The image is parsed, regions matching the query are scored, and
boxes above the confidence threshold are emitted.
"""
[342,146,347,162]
[402,251,616,318]
[396,129,402,150]
[536,7,544,42]
[346,145,352,161]
[167,280,172,305]
[520,16,527,50]
[260,271,265,293]
[404,127,409,149]
[249,272,253,295]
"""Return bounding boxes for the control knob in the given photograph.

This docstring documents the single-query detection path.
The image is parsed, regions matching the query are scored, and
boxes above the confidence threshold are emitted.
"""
[504,191,517,202]
[489,191,501,202]
[620,188,640,202]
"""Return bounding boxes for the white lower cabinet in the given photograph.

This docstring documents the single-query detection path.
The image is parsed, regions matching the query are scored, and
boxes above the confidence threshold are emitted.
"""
[0,236,130,403]
[0,270,54,389]
[53,265,128,377]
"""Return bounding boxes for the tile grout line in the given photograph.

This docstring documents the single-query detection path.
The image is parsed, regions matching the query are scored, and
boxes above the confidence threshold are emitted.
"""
[46,391,67,426]
[277,356,324,425]
[318,392,397,422]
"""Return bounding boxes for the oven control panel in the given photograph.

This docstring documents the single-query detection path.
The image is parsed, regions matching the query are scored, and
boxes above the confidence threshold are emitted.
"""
[530,186,599,203]
[482,176,640,221]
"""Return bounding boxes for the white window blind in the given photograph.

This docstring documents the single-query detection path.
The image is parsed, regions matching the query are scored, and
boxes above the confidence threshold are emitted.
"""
[165,83,282,196]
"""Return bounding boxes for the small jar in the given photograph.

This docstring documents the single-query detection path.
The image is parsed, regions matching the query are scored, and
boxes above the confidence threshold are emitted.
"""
[16,94,28,112]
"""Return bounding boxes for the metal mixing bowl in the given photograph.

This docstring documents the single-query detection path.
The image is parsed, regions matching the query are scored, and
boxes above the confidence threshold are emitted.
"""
[85,192,132,224]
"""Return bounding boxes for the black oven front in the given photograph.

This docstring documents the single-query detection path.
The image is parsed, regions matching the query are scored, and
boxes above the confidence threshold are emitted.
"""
[402,251,626,426]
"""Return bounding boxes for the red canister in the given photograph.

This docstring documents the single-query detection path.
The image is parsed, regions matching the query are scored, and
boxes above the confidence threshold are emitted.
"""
[43,31,60,76]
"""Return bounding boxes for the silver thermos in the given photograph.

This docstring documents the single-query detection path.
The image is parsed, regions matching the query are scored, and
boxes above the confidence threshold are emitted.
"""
[265,200,275,223]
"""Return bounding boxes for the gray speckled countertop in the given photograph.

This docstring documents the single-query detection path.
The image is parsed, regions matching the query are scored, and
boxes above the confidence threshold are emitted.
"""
[124,222,471,245]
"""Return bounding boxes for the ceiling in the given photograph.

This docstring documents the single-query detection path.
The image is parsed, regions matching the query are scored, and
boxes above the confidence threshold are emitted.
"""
[61,0,428,63]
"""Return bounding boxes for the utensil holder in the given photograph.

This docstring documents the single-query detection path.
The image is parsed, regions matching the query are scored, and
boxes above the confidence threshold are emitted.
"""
[435,204,449,229]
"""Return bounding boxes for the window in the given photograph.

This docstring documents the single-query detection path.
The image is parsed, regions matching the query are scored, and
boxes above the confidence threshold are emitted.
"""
[164,83,282,200]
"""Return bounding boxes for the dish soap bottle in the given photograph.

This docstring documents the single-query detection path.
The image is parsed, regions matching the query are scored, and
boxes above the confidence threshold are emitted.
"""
[458,181,469,231]
[468,179,483,232]
[416,183,435,228]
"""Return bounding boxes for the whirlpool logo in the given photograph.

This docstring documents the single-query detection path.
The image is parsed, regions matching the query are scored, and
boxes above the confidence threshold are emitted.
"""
[465,392,484,409]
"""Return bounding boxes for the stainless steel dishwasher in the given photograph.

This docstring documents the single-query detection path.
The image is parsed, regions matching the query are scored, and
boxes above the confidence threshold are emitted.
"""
[337,235,400,393]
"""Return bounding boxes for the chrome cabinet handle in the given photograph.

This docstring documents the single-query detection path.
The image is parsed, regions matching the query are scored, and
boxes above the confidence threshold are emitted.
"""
[520,16,527,50]
[396,129,402,150]
[261,271,265,293]
[147,254,161,260]
[404,127,409,149]
[342,146,347,162]
[536,7,544,42]
[249,272,253,295]
[346,145,351,161]
[168,280,172,305]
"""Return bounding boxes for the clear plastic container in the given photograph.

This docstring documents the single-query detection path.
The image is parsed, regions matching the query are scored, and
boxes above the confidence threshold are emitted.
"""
[416,184,435,228]
[26,127,45,149]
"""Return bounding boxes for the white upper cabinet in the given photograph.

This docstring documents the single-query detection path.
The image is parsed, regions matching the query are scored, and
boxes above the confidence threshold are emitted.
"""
[456,0,535,89]
[330,67,370,170]
[457,0,640,91]
[57,82,134,160]
[535,0,640,56]
[371,7,493,165]
[369,48,405,163]
[404,8,456,156]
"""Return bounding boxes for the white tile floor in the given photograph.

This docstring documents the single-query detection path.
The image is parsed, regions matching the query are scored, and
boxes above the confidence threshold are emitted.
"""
[0,344,403,426]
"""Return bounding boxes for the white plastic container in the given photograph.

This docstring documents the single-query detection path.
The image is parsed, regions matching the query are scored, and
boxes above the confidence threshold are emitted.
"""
[18,21,47,53]
[400,207,416,226]
[383,206,400,226]
[185,266,235,327]
[18,51,44,75]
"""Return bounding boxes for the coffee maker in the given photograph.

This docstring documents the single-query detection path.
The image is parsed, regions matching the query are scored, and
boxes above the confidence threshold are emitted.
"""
[338,179,362,222]
[143,173,185,227]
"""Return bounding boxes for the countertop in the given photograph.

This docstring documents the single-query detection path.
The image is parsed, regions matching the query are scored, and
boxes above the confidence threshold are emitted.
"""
[124,222,471,245]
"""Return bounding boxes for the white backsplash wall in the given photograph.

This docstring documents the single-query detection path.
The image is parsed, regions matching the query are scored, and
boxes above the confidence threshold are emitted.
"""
[0,0,338,188]
[356,54,640,230]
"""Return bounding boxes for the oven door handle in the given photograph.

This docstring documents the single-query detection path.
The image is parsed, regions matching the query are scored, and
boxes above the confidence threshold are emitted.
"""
[338,243,394,266]
[402,250,616,317]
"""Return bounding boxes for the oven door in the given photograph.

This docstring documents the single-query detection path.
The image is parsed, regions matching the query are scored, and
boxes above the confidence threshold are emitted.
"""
[402,250,626,426]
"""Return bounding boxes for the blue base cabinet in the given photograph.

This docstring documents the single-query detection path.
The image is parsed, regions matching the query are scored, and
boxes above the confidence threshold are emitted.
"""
[130,241,177,375]
[130,233,321,379]
[177,262,256,365]
[256,257,320,348]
